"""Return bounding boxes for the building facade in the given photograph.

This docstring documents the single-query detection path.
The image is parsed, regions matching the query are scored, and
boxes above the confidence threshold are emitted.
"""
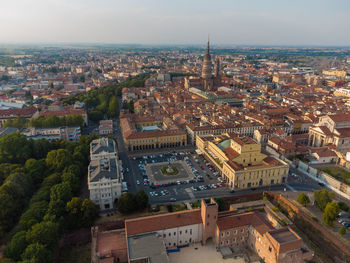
[93,199,313,263]
[88,138,121,210]
[308,113,350,155]
[196,133,289,190]
[21,126,81,141]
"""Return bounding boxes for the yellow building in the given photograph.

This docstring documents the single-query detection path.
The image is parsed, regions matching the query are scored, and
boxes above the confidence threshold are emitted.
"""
[197,133,289,190]
[322,69,346,78]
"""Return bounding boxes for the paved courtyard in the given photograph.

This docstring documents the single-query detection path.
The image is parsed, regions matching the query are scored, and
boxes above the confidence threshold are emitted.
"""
[168,241,248,263]
[146,160,195,184]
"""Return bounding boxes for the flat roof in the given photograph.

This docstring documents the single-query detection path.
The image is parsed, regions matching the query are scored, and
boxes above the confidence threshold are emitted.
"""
[269,228,300,244]
[128,233,169,263]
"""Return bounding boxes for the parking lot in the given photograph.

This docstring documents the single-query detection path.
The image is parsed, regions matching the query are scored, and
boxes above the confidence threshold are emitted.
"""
[123,151,230,204]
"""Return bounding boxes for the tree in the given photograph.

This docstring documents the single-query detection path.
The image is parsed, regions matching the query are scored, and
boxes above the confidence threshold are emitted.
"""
[62,172,80,194]
[19,201,48,231]
[21,243,53,263]
[81,198,99,227]
[0,133,32,164]
[45,149,72,171]
[24,159,46,186]
[214,198,225,211]
[297,193,310,206]
[66,197,99,229]
[314,189,334,211]
[3,117,28,129]
[117,193,137,214]
[50,182,72,204]
[26,221,59,248]
[5,231,28,261]
[339,226,347,235]
[135,190,149,210]
[323,201,340,226]
[108,96,118,118]
[338,201,349,212]
[89,110,104,122]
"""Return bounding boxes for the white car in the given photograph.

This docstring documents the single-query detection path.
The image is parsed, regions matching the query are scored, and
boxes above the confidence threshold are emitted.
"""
[136,180,140,185]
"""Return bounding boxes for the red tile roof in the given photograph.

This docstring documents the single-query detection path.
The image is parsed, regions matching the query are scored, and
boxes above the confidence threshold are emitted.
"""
[125,209,202,236]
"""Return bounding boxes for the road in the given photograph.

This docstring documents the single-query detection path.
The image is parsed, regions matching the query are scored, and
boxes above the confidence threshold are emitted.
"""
[112,101,325,206]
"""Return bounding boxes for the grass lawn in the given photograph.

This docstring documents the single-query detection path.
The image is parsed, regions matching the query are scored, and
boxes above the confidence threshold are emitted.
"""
[58,243,91,263]
[319,167,350,186]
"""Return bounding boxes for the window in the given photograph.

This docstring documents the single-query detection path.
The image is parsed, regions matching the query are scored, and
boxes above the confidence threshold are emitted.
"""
[269,246,272,252]
[226,231,230,236]
[180,231,182,235]
[174,232,176,235]
[226,240,229,245]
[234,230,237,235]
[232,238,236,243]
[169,233,171,236]
[185,230,187,234]
[221,232,224,237]
[220,241,224,246]
[190,229,192,235]
[241,229,244,233]
[241,236,244,241]
[163,234,165,238]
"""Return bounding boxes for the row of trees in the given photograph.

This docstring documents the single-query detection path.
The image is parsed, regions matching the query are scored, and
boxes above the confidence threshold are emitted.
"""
[3,114,84,130]
[28,115,84,128]
[0,134,99,263]
[297,190,344,227]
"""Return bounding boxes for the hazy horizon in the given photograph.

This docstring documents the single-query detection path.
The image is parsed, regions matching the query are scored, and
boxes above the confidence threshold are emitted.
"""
[1,0,349,46]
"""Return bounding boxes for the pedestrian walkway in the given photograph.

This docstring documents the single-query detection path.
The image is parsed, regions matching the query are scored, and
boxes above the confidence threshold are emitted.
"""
[185,188,195,200]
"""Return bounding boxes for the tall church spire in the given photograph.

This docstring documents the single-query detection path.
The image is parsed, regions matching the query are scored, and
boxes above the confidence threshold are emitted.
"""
[206,35,210,54]
[201,37,212,79]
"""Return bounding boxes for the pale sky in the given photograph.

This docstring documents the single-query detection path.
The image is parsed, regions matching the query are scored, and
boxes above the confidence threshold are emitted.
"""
[0,0,349,46]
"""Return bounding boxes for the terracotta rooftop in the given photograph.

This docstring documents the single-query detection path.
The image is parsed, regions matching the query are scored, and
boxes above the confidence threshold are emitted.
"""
[125,209,202,236]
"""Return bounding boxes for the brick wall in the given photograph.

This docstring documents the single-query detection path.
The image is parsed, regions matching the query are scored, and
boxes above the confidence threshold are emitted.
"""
[267,192,350,256]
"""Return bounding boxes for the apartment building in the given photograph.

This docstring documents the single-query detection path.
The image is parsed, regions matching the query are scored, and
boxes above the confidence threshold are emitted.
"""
[21,126,81,141]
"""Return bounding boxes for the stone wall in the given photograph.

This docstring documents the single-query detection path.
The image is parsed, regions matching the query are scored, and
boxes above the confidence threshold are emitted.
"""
[267,192,350,257]
[297,160,350,200]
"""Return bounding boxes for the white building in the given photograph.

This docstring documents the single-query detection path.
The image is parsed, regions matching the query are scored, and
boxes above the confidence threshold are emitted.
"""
[88,138,121,210]
[88,158,122,210]
[90,138,118,161]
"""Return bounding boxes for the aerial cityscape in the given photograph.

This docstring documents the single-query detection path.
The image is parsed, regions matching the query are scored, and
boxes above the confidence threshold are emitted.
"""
[0,1,350,263]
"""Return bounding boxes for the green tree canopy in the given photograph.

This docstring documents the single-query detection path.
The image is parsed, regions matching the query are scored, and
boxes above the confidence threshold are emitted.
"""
[314,189,334,211]
[45,149,72,171]
[107,96,118,118]
[0,133,32,164]
[66,197,99,229]
[26,221,60,248]
[117,193,137,214]
[19,201,48,231]
[24,159,47,186]
[135,190,149,210]
[21,243,53,263]
[339,226,347,235]
[297,193,310,207]
[5,231,28,261]
[323,201,340,226]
